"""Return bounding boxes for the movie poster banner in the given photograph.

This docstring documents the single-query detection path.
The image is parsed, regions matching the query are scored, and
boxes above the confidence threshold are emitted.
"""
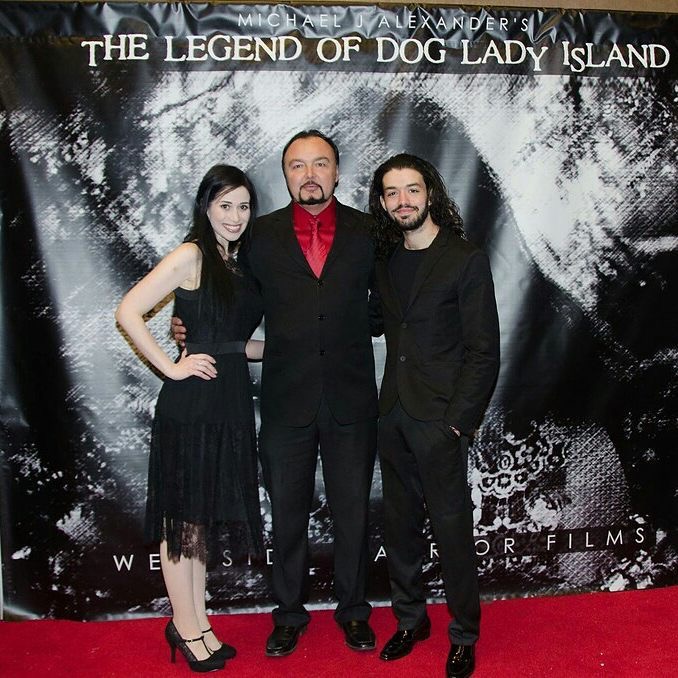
[0,3,676,620]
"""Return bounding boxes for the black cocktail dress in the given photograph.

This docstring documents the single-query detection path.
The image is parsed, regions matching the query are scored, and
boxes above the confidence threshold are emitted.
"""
[145,267,263,562]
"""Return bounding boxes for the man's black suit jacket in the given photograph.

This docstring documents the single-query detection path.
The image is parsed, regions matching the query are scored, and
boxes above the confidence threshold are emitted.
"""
[243,200,378,427]
[370,229,500,435]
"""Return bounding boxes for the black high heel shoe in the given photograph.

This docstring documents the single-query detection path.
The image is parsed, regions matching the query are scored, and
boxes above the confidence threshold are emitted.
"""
[202,626,237,660]
[165,620,226,672]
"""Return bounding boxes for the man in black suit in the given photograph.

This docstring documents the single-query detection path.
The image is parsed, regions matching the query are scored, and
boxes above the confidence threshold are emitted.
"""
[244,131,378,655]
[368,154,500,678]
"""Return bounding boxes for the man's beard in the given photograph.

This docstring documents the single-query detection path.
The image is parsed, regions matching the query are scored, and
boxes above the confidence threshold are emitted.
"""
[392,203,429,232]
[297,191,328,206]
[296,182,332,206]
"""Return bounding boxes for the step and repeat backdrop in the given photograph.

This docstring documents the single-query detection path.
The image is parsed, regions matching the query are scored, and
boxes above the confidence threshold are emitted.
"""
[1,3,676,620]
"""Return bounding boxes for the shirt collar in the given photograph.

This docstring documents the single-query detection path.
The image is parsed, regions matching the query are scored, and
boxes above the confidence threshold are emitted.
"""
[292,196,337,228]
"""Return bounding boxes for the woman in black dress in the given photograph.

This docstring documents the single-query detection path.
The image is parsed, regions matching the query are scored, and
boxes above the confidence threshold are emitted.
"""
[116,165,263,672]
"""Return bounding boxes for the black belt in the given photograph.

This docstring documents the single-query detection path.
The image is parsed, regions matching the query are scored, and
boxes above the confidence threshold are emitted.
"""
[185,340,246,355]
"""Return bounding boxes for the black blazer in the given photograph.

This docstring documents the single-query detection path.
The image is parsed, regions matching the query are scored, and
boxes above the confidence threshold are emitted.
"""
[370,229,500,435]
[243,200,378,427]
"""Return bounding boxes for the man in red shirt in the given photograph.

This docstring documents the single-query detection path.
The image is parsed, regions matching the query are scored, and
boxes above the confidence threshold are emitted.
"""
[241,131,379,656]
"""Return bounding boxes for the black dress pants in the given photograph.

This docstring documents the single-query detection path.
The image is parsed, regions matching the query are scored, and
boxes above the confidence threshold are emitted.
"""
[379,400,480,645]
[260,398,377,627]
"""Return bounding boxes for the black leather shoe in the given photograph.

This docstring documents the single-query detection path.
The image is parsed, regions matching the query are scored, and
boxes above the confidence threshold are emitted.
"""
[265,624,307,657]
[340,619,376,651]
[379,617,431,661]
[446,643,475,677]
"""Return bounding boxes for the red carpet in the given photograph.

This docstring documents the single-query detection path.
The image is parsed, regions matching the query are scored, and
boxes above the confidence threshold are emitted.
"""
[2,586,676,677]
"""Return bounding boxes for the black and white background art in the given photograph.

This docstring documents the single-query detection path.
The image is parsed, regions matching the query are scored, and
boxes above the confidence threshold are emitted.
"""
[1,3,676,619]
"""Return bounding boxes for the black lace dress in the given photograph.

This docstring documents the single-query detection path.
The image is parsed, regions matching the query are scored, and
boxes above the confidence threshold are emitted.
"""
[145,267,263,563]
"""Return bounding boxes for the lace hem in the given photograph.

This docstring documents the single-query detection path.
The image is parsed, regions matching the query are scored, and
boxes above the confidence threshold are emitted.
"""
[161,517,207,563]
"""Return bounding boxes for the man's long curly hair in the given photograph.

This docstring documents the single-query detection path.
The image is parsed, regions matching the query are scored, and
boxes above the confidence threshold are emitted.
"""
[368,153,465,260]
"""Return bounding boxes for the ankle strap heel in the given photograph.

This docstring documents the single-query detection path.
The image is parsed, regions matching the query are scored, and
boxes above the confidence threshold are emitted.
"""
[165,620,226,672]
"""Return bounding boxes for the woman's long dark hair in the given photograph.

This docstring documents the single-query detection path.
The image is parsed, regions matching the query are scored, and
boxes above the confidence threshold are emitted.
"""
[368,153,465,260]
[184,164,257,321]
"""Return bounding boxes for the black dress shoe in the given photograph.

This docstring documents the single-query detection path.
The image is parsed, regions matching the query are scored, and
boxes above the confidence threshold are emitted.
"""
[446,643,475,678]
[379,617,431,661]
[340,620,376,651]
[265,624,307,657]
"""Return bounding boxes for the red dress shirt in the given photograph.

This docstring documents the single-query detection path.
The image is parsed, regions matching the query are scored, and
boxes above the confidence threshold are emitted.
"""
[292,198,336,277]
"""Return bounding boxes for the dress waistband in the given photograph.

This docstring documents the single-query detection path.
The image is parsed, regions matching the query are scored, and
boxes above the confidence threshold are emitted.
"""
[185,340,246,355]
